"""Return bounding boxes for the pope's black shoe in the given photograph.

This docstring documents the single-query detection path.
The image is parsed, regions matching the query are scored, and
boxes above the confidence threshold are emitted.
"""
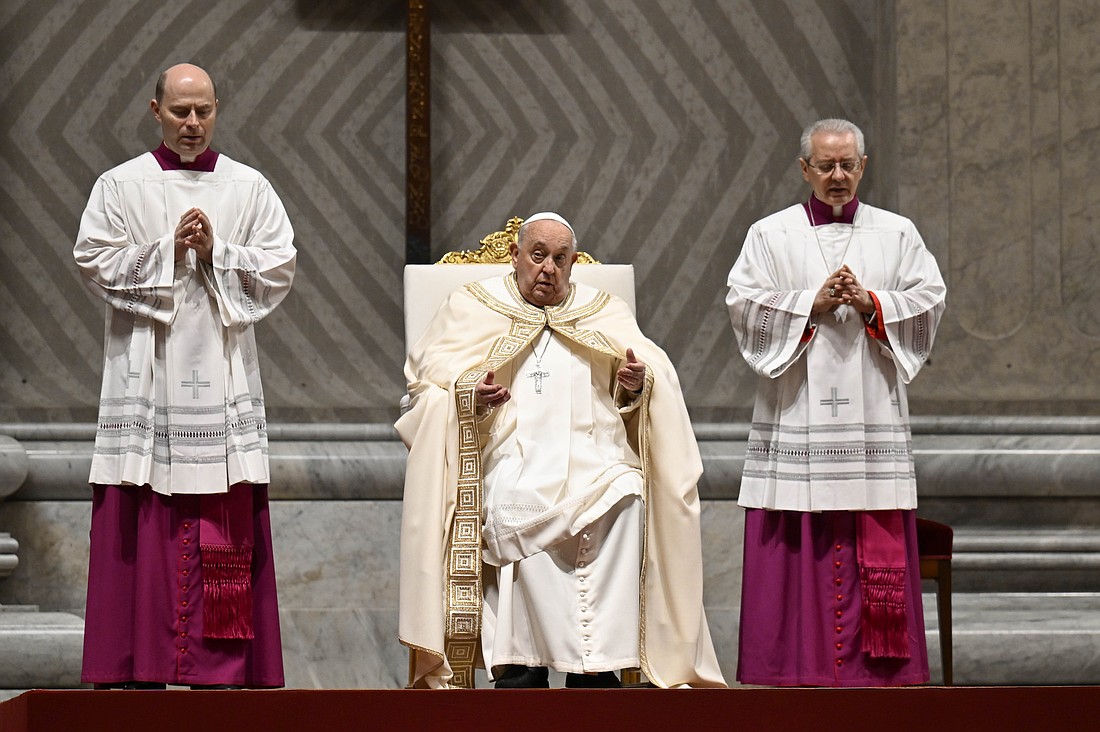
[565,671,621,688]
[494,665,549,689]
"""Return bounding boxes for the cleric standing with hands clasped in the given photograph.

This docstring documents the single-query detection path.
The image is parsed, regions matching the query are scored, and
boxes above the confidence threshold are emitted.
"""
[74,63,295,689]
[726,118,946,686]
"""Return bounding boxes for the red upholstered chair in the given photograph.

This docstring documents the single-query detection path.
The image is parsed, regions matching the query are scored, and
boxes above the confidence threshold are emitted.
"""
[916,517,954,685]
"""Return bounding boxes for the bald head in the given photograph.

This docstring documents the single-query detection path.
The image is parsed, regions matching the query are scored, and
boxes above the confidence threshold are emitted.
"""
[156,63,217,104]
[151,64,218,161]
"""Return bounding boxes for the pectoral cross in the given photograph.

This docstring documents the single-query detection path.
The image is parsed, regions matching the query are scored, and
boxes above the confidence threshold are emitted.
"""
[527,367,551,395]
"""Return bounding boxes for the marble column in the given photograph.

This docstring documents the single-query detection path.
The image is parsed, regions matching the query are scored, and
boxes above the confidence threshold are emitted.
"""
[0,434,84,689]
[0,436,28,584]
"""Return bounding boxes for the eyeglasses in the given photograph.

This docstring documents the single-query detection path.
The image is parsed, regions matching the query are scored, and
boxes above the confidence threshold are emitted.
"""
[803,159,862,175]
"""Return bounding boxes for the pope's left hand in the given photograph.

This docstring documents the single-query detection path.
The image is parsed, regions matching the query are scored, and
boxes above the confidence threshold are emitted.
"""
[616,348,646,393]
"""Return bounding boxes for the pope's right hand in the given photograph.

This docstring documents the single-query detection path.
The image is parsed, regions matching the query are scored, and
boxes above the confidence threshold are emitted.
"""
[475,370,511,409]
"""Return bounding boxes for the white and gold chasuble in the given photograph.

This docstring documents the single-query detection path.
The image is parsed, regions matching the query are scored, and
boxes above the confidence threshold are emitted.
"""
[397,273,725,689]
[74,152,296,495]
[475,276,645,675]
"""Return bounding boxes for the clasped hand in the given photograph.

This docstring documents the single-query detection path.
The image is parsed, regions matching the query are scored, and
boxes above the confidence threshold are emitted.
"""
[174,207,214,263]
[813,264,874,315]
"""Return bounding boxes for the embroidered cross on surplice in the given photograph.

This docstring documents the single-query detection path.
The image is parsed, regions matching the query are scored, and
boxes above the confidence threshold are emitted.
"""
[820,387,850,417]
[181,369,211,399]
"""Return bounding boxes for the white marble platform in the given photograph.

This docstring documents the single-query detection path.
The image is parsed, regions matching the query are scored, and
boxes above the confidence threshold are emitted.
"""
[3,592,1099,691]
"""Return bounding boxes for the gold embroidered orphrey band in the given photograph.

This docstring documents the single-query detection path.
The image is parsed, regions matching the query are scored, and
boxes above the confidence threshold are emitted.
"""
[443,276,629,688]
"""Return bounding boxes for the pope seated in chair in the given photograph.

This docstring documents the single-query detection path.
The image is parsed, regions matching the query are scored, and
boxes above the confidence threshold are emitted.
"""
[397,212,725,689]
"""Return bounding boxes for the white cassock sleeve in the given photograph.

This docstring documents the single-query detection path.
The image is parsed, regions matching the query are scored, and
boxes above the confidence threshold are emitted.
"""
[725,222,818,379]
[203,177,296,327]
[869,219,946,383]
[73,174,178,324]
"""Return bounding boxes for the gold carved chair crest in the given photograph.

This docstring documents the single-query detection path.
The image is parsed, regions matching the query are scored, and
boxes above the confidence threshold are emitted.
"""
[436,216,600,264]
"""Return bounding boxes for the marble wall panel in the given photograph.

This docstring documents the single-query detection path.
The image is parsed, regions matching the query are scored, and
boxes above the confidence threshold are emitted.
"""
[1059,0,1100,338]
[1029,0,1063,325]
[271,501,401,609]
[280,608,407,689]
[946,0,1031,339]
[894,0,1100,411]
[0,503,90,612]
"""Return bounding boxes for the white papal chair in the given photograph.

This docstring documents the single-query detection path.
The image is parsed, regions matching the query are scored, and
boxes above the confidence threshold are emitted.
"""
[401,216,641,687]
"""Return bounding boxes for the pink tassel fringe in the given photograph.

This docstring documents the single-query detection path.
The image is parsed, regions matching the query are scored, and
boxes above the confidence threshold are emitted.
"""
[859,566,910,658]
[201,543,255,640]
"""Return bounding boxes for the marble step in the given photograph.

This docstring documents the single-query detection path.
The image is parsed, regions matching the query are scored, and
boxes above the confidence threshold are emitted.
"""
[1,594,1097,691]
[949,529,1100,592]
[5,417,1098,502]
[956,528,1100,555]
[0,610,83,689]
[925,592,1100,685]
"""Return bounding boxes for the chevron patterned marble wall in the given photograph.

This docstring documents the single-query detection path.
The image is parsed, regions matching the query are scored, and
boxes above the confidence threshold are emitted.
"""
[1,0,1097,425]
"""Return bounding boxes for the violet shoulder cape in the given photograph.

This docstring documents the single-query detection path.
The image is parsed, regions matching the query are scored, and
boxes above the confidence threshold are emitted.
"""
[396,273,726,688]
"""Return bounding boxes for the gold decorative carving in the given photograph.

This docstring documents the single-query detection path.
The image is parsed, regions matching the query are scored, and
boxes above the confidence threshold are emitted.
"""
[437,217,600,264]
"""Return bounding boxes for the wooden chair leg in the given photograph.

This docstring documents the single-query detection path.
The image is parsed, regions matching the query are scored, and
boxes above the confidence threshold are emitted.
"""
[937,561,953,686]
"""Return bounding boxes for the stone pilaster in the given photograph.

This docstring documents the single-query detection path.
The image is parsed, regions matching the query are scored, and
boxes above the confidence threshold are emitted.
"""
[0,436,28,586]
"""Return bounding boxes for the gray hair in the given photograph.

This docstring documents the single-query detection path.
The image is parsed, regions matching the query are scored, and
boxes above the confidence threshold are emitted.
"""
[800,118,865,159]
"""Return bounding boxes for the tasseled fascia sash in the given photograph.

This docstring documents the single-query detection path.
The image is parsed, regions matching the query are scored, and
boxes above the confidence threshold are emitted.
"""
[856,510,909,658]
[199,486,255,640]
